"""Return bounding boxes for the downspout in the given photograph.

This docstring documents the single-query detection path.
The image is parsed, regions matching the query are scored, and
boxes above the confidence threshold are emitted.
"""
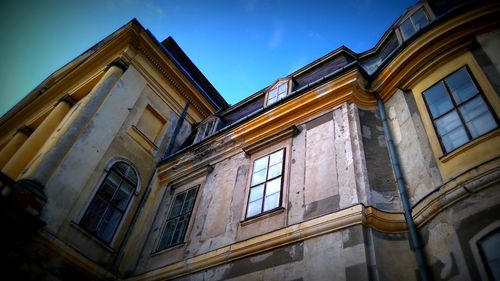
[164,102,190,158]
[374,92,433,281]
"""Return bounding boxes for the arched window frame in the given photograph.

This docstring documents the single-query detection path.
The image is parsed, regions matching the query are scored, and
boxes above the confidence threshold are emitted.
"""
[470,220,500,281]
[79,158,140,245]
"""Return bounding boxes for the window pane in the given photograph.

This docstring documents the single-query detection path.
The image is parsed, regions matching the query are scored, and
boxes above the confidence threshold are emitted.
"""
[460,96,497,138]
[99,181,117,201]
[249,184,264,202]
[98,207,122,243]
[80,197,109,233]
[169,192,187,218]
[269,149,284,165]
[268,97,277,104]
[253,156,269,173]
[424,81,454,118]
[479,229,500,281]
[263,192,280,211]
[247,199,262,217]
[158,219,177,249]
[278,83,288,94]
[181,188,197,214]
[113,182,133,211]
[412,9,429,30]
[251,167,268,186]
[268,163,282,179]
[266,177,282,195]
[269,89,277,99]
[435,111,469,152]
[171,215,188,245]
[400,18,415,40]
[446,67,479,104]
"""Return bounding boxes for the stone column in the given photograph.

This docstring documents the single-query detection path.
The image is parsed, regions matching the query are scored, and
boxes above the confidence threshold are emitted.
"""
[1,99,72,180]
[0,126,33,169]
[20,58,128,186]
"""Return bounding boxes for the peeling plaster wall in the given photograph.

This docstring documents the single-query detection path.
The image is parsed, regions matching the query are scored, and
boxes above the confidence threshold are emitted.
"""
[136,102,374,275]
[384,89,442,206]
[358,108,400,211]
[420,183,500,281]
[173,226,370,281]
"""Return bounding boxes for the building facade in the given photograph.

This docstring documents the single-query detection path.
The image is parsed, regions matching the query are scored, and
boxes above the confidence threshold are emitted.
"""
[1,0,499,280]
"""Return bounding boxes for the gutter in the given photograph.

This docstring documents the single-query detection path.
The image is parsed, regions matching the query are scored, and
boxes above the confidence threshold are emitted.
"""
[374,92,432,281]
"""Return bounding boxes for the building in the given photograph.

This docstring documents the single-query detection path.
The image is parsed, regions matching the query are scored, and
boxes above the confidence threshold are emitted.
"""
[1,0,499,280]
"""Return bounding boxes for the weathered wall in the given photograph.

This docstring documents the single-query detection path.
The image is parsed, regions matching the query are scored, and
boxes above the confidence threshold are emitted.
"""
[172,225,370,281]
[385,89,442,206]
[358,108,400,211]
[135,102,373,275]
[420,183,500,281]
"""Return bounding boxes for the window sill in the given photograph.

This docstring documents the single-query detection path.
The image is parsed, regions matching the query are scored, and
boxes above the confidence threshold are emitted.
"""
[151,242,186,256]
[439,128,499,163]
[69,221,115,253]
[240,207,285,226]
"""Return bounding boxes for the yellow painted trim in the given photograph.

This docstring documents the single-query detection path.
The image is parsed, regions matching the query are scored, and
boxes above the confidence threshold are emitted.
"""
[373,3,500,101]
[410,52,500,180]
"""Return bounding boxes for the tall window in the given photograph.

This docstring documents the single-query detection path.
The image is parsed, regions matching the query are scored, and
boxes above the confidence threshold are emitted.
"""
[400,8,429,40]
[80,162,138,244]
[423,66,498,153]
[246,149,285,218]
[267,82,289,105]
[158,186,198,250]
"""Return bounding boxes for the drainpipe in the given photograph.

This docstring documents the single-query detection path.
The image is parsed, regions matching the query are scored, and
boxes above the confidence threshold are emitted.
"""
[164,102,190,158]
[375,92,433,281]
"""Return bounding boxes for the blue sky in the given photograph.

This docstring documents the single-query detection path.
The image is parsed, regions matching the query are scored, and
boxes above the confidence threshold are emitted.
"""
[0,0,416,116]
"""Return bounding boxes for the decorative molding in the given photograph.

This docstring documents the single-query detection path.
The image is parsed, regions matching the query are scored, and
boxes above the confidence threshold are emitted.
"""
[127,204,372,281]
[136,41,212,118]
[242,125,299,155]
[163,164,214,188]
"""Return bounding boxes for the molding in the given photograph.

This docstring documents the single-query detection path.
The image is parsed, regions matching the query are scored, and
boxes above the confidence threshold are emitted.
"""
[161,164,213,187]
[16,125,34,136]
[127,204,371,281]
[412,159,500,227]
[242,125,299,155]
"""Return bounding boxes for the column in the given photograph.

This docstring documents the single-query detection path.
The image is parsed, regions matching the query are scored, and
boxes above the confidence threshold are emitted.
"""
[0,126,33,169]
[1,99,72,180]
[20,58,128,186]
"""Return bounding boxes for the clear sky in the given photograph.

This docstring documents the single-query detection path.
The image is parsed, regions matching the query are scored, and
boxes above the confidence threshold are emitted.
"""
[0,0,416,116]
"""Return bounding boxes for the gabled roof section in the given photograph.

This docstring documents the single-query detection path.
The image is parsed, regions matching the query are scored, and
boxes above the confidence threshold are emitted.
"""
[161,37,229,111]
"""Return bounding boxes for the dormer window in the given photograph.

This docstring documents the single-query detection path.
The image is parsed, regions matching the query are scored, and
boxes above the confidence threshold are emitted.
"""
[267,80,290,106]
[400,7,429,40]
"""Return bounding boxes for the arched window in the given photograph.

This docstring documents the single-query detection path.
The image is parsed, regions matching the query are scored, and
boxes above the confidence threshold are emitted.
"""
[80,161,138,244]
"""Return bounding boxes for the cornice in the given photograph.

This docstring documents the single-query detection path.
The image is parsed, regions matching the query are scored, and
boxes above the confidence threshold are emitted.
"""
[372,3,500,101]
[135,34,214,118]
[127,204,399,281]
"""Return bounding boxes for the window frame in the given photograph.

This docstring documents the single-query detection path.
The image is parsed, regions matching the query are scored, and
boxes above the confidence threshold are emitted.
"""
[422,65,498,154]
[266,80,290,106]
[245,148,287,220]
[79,161,139,245]
[156,185,200,251]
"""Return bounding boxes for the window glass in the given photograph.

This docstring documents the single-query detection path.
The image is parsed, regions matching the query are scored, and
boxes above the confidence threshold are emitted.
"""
[80,162,138,244]
[267,82,289,105]
[423,66,498,153]
[478,228,500,281]
[246,149,285,218]
[158,186,199,250]
[400,8,429,40]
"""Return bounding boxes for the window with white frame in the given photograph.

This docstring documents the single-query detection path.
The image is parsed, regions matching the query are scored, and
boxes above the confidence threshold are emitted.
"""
[80,162,137,244]
[399,7,429,40]
[422,66,498,153]
[157,186,198,250]
[267,81,289,105]
[246,148,285,218]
